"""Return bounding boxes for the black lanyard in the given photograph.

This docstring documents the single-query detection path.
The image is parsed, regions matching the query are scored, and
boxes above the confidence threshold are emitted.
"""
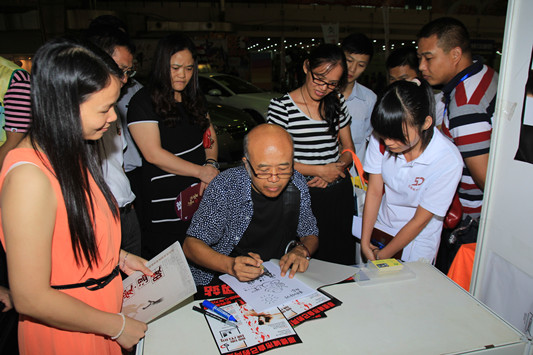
[443,72,473,122]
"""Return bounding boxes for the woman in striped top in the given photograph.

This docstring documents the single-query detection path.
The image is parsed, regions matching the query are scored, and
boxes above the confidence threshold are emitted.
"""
[0,62,31,167]
[267,44,356,265]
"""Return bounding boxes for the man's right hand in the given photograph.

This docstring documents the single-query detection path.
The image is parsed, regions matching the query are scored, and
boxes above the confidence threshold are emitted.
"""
[232,252,264,282]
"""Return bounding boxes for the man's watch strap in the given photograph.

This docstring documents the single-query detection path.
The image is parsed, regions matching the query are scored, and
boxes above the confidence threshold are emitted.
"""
[204,159,220,170]
[295,242,311,260]
[286,240,311,260]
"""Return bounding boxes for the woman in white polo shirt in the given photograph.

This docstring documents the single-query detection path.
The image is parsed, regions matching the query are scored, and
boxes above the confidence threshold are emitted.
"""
[361,79,462,263]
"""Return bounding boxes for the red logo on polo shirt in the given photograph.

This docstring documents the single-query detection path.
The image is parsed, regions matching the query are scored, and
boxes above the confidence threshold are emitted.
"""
[409,177,425,191]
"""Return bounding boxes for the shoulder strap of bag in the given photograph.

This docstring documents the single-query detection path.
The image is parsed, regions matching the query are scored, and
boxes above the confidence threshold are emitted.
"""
[342,149,368,191]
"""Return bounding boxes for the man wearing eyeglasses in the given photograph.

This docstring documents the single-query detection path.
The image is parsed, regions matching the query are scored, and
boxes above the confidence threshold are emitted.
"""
[85,22,143,257]
[183,124,319,286]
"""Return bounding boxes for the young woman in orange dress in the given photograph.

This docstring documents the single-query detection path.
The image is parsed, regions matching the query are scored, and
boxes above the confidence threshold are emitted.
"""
[0,38,152,354]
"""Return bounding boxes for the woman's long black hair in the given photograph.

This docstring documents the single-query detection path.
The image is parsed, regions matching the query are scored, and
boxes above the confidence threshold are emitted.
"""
[29,38,120,269]
[149,32,209,131]
[371,79,436,151]
[305,44,348,136]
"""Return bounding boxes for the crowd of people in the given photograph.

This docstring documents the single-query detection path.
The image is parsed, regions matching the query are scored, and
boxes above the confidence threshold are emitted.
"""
[0,14,497,354]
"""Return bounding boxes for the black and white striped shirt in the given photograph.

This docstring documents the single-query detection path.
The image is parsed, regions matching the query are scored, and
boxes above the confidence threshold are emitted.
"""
[267,93,351,165]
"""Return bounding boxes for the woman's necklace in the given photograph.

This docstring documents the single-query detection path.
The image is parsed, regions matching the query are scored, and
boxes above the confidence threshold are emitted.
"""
[300,87,316,120]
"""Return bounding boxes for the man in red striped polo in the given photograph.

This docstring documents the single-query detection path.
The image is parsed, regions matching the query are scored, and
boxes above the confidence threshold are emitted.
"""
[417,17,498,273]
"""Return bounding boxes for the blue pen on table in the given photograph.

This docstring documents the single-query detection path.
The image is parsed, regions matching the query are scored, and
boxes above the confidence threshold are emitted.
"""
[193,306,237,328]
[202,299,237,322]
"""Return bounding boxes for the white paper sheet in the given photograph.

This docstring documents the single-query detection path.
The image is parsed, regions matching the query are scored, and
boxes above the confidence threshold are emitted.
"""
[219,261,315,313]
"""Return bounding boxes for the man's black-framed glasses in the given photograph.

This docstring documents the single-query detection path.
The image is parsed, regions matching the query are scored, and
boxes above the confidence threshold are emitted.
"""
[245,159,293,179]
[309,71,339,90]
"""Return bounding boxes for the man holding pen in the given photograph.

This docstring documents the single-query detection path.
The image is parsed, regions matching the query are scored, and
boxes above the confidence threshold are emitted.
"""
[183,124,319,285]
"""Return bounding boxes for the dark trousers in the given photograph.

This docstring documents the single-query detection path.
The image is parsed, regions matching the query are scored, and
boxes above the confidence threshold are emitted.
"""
[141,221,191,260]
[0,308,18,355]
[0,248,18,354]
[120,204,142,257]
[126,167,148,237]
[310,176,356,265]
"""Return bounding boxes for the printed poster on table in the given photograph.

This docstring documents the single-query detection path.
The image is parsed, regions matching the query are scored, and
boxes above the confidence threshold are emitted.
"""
[201,288,342,354]
[279,290,341,327]
[122,241,196,323]
[202,300,301,355]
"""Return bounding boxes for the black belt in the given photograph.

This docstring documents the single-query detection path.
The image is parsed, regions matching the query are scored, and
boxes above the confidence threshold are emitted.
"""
[119,202,134,214]
[51,265,120,291]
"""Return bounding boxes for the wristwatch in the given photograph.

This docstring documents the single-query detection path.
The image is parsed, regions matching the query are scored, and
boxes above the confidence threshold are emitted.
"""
[204,159,220,170]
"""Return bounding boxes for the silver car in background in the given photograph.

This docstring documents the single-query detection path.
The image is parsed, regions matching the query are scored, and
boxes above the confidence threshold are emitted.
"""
[199,73,278,124]
[208,102,257,169]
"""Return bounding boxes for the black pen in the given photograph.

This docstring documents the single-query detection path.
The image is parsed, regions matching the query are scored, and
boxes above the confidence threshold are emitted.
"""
[192,306,238,327]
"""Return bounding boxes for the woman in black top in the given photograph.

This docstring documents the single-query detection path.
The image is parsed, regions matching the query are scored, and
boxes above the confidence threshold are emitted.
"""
[128,33,219,259]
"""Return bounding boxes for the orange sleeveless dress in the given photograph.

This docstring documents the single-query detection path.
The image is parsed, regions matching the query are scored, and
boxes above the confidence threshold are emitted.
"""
[0,148,122,355]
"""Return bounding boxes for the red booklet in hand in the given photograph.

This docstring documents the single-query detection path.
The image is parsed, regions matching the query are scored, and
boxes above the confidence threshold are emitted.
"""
[175,183,202,221]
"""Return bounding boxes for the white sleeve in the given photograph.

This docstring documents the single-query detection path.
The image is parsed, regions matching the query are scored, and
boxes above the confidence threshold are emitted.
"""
[363,133,383,175]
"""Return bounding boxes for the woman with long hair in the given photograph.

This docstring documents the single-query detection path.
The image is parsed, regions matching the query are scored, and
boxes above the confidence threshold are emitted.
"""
[0,38,151,354]
[127,33,219,259]
[361,79,462,262]
[268,44,356,265]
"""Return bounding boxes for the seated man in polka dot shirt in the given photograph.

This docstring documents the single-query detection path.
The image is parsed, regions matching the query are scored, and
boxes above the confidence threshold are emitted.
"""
[183,124,319,286]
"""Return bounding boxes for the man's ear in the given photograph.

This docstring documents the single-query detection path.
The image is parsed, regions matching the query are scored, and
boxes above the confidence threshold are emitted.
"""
[450,47,462,65]
[242,156,252,174]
